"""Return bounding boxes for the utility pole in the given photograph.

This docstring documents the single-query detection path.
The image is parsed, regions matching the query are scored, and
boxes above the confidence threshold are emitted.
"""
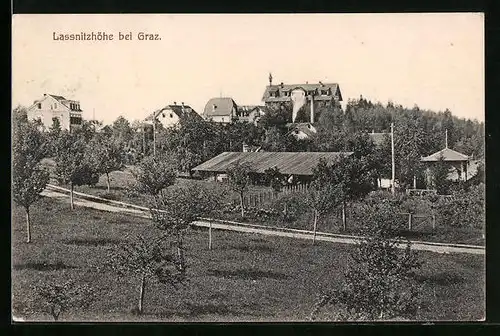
[445,129,448,148]
[391,122,396,194]
[152,111,157,157]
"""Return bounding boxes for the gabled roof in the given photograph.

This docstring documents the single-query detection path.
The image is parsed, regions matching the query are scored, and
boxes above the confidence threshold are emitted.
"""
[192,151,353,176]
[146,104,201,122]
[287,123,317,138]
[262,83,342,103]
[203,97,238,117]
[29,94,82,112]
[421,147,469,162]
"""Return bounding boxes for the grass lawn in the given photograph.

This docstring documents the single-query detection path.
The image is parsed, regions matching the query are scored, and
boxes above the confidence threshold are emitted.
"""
[40,158,484,246]
[12,196,484,321]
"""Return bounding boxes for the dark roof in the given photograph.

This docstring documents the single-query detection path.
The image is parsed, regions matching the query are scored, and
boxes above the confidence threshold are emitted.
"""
[287,123,317,138]
[203,97,238,117]
[368,132,389,147]
[48,94,67,102]
[36,94,82,111]
[146,104,201,122]
[421,147,469,162]
[192,151,353,176]
[262,83,342,103]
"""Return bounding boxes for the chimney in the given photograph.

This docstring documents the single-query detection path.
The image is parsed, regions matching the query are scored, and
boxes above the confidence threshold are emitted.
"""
[280,82,284,88]
[181,102,185,106]
[310,94,314,123]
[43,93,47,96]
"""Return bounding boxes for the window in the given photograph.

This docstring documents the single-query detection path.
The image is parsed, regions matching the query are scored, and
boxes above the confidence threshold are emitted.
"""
[170,113,173,118]
[162,113,165,118]
[70,116,82,125]
[54,103,57,109]
[37,103,41,109]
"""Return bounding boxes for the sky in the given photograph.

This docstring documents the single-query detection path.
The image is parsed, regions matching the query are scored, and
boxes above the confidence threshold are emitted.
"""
[12,13,484,125]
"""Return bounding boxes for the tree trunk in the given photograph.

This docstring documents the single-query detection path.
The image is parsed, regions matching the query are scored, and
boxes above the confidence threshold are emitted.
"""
[312,209,318,245]
[239,193,245,218]
[106,172,111,193]
[138,273,146,314]
[25,207,31,243]
[342,202,346,231]
[70,182,75,210]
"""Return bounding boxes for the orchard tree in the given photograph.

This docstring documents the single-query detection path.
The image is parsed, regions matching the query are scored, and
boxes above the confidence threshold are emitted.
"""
[112,183,222,315]
[53,131,99,209]
[308,155,376,235]
[111,116,133,149]
[109,233,187,315]
[226,161,254,218]
[31,279,95,321]
[131,153,177,197]
[310,202,422,321]
[86,136,124,192]
[12,121,50,243]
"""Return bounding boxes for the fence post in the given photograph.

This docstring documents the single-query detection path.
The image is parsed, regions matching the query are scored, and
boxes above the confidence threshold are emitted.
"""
[432,214,436,230]
[208,221,212,250]
[312,209,318,245]
[408,213,413,231]
[342,202,346,231]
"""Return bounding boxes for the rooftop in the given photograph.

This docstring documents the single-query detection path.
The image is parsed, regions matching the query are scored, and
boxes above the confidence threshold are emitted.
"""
[203,97,238,117]
[421,147,470,162]
[262,82,342,102]
[192,151,353,176]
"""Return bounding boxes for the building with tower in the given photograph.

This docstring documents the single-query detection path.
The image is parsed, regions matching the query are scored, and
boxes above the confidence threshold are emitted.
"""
[261,73,343,124]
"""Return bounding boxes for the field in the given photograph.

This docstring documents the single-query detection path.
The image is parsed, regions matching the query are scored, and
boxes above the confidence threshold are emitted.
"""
[11,196,485,321]
[40,159,484,246]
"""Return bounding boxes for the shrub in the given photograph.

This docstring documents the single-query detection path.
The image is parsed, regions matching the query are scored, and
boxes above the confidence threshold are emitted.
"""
[311,202,422,321]
[271,192,309,223]
[436,183,485,229]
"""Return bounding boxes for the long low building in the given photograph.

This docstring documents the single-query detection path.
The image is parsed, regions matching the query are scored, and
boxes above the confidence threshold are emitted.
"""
[192,151,353,178]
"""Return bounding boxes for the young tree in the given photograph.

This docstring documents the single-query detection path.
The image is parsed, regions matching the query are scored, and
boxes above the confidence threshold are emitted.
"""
[109,233,186,315]
[310,203,422,321]
[263,166,286,196]
[53,131,99,209]
[86,136,124,192]
[308,155,376,236]
[12,121,50,243]
[131,153,177,197]
[31,279,95,321]
[226,161,254,218]
[112,183,223,315]
[428,156,453,195]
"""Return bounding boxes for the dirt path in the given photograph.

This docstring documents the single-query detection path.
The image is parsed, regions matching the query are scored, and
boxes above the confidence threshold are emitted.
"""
[40,188,485,256]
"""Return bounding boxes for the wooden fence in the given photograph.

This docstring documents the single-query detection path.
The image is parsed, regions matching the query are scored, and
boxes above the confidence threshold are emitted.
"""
[231,184,310,208]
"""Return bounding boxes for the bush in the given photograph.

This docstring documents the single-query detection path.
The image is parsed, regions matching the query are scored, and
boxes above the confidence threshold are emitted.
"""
[311,202,422,321]
[436,183,485,229]
[271,192,309,223]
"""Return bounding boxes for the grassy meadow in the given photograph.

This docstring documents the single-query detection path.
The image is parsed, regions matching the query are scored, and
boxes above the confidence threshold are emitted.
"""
[11,195,484,321]
[40,158,484,246]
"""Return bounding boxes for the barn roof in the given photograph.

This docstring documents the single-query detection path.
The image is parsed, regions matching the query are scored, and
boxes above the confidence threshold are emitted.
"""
[421,147,469,162]
[192,151,353,176]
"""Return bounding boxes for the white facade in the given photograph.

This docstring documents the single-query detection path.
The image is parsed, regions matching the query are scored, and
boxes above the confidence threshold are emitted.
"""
[155,107,181,128]
[26,94,82,131]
